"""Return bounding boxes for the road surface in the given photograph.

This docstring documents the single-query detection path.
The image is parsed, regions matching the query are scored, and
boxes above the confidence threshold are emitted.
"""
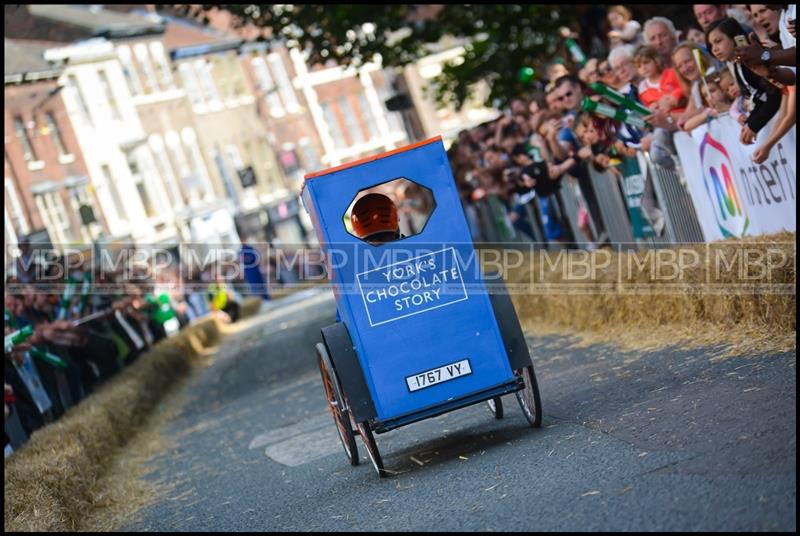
[125,288,796,531]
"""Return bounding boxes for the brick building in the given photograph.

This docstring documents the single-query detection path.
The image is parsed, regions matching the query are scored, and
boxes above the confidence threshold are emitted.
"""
[4,39,106,257]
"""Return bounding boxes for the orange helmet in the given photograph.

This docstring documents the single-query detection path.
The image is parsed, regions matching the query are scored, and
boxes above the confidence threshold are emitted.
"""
[351,193,399,239]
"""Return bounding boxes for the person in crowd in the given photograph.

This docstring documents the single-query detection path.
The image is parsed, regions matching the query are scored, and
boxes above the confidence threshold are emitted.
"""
[748,4,785,45]
[578,57,601,85]
[718,69,750,124]
[706,17,784,145]
[735,5,795,83]
[683,24,709,46]
[608,45,648,151]
[672,43,718,129]
[694,4,729,31]
[682,73,735,131]
[734,5,797,165]
[607,5,643,50]
[597,57,623,89]
[634,45,686,115]
[643,16,680,67]
[545,61,570,84]
[633,45,684,173]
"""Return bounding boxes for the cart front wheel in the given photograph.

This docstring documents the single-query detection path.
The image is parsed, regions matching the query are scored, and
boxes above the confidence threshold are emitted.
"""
[317,343,359,465]
[515,365,543,428]
[356,420,388,477]
[486,397,504,419]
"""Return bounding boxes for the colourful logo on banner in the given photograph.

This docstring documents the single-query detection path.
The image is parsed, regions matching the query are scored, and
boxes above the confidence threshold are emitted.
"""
[699,132,749,237]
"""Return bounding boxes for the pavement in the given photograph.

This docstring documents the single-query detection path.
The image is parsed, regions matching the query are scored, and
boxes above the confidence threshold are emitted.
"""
[125,288,796,531]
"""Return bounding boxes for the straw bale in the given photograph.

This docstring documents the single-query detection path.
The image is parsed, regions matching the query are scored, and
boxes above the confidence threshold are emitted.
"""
[4,317,229,532]
[500,232,795,355]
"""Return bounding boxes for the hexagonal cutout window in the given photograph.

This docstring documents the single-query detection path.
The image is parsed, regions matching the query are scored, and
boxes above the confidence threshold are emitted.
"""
[344,178,435,245]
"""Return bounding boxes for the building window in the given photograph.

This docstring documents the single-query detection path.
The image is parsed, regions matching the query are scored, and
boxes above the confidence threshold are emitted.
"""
[67,184,95,242]
[35,190,74,245]
[195,59,221,106]
[126,152,157,218]
[178,62,204,106]
[5,179,30,236]
[117,45,143,96]
[166,131,197,202]
[357,93,380,139]
[134,43,160,94]
[66,74,93,125]
[251,55,284,117]
[321,102,346,149]
[338,96,365,145]
[267,53,299,112]
[261,139,284,191]
[298,138,321,172]
[149,41,174,90]
[149,134,184,207]
[225,143,245,172]
[100,164,128,224]
[13,116,37,162]
[98,69,122,120]
[180,128,213,200]
[376,79,404,133]
[45,112,70,157]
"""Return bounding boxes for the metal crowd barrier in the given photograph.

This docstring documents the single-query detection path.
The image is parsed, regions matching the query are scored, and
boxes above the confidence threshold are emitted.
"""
[467,153,706,250]
[555,177,591,246]
[475,195,518,243]
[585,165,636,248]
[643,152,706,244]
[5,405,29,451]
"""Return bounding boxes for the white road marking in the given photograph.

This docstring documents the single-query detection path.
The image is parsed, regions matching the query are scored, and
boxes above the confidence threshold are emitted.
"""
[249,412,343,467]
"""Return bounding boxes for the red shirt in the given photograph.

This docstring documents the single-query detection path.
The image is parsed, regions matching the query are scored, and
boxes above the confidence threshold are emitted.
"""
[638,68,685,114]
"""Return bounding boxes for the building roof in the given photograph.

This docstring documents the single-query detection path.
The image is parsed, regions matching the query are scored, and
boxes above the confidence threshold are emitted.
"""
[4,39,62,82]
[27,4,165,39]
[161,16,241,53]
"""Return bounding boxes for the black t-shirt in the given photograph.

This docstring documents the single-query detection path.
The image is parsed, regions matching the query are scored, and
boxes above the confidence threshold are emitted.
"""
[522,162,562,197]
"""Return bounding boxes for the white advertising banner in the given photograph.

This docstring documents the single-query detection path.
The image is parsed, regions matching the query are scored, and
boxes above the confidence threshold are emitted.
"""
[674,115,796,241]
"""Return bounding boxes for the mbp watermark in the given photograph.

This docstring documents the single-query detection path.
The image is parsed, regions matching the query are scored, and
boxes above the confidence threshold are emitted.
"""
[4,240,795,297]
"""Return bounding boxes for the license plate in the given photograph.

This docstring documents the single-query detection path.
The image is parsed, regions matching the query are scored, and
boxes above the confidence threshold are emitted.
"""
[406,359,472,392]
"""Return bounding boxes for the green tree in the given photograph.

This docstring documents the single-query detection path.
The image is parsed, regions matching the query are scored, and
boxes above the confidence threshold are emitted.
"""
[177,4,578,109]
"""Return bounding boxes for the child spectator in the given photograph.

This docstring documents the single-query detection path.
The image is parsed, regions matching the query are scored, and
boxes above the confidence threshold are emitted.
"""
[634,45,686,115]
[683,24,708,46]
[682,73,734,131]
[718,69,749,124]
[607,6,643,50]
[705,17,783,144]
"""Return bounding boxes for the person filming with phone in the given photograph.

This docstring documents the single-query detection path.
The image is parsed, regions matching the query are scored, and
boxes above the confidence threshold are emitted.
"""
[705,17,785,145]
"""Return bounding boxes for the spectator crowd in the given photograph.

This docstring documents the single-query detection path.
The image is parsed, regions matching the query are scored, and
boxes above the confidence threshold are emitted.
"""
[447,4,796,246]
[4,240,256,456]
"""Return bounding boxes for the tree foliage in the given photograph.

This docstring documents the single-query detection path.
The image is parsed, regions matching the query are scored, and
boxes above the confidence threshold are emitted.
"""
[177,4,579,110]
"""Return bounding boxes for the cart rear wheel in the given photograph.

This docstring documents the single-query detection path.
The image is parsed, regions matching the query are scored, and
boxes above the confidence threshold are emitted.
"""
[356,420,388,477]
[515,365,542,428]
[317,343,359,465]
[486,397,504,419]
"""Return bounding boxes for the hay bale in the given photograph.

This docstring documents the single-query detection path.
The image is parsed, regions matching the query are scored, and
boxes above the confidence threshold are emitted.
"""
[238,297,263,319]
[4,316,228,532]
[501,232,795,348]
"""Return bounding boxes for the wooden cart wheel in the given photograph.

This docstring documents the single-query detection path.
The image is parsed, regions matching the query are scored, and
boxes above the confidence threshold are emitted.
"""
[486,396,504,419]
[316,343,359,466]
[355,420,388,478]
[515,365,543,428]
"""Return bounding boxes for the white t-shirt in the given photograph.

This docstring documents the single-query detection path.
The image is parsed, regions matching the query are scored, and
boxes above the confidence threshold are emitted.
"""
[780,5,796,50]
[779,6,796,74]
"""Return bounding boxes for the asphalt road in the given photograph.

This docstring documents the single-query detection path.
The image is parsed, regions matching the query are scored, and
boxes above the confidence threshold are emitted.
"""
[126,289,796,531]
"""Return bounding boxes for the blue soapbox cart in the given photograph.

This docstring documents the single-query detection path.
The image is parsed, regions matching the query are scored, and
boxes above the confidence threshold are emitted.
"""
[301,136,542,477]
